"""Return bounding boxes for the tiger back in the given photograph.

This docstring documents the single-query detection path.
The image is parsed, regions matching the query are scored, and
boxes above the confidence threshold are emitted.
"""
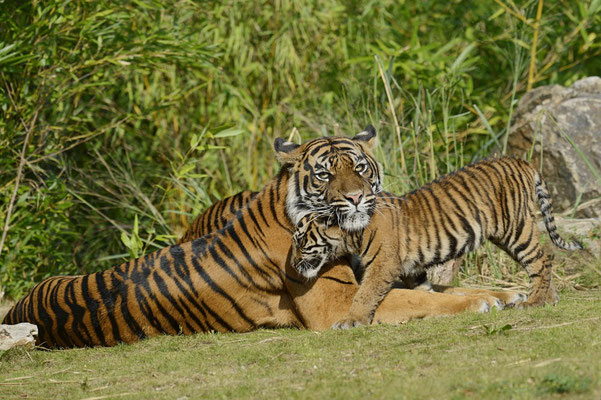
[178,190,257,243]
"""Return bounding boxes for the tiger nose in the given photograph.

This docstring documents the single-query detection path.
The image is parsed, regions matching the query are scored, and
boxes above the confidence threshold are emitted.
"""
[345,191,363,205]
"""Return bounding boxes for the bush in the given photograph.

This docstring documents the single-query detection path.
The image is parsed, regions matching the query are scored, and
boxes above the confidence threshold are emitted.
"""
[1,0,600,298]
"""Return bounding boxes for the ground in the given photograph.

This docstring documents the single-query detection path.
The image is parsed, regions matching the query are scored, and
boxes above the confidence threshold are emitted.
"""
[1,289,600,399]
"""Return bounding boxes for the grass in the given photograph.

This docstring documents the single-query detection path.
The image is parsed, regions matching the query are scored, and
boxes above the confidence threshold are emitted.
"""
[1,290,600,399]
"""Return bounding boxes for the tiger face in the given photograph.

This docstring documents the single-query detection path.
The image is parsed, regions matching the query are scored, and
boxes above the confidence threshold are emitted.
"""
[274,125,383,232]
[291,215,347,279]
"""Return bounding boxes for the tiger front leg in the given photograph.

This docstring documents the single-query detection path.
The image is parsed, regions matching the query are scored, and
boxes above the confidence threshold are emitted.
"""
[332,257,399,330]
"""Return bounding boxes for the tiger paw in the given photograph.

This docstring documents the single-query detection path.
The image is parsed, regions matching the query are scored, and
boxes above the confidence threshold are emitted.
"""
[518,295,559,309]
[519,287,559,308]
[467,297,500,313]
[331,315,369,330]
[504,292,527,308]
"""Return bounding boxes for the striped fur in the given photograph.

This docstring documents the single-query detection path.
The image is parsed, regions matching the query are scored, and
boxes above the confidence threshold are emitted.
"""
[289,157,583,329]
[178,191,257,243]
[1,131,396,348]
[276,125,383,232]
[291,215,359,280]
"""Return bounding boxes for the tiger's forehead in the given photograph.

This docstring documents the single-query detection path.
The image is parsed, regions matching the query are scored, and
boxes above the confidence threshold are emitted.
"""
[301,137,364,168]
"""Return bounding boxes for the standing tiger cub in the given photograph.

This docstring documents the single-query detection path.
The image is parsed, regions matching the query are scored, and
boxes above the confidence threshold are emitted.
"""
[286,157,583,329]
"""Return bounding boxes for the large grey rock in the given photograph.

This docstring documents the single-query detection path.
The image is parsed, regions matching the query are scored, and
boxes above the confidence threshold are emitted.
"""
[0,323,38,350]
[507,76,601,217]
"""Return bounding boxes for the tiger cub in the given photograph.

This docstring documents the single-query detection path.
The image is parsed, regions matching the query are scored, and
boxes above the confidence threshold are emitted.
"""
[289,157,583,329]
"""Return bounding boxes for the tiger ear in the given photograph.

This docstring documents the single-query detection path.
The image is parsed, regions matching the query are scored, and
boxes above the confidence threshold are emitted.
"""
[274,138,301,164]
[352,125,378,150]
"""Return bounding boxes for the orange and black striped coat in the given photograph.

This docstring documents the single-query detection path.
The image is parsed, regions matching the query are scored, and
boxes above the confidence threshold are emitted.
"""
[2,134,515,347]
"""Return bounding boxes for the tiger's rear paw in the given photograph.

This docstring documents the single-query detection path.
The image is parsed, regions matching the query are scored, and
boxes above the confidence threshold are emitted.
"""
[476,296,504,313]
[332,315,369,330]
[519,288,559,308]
[518,297,559,309]
[504,292,527,308]
[492,298,504,311]
[476,299,491,313]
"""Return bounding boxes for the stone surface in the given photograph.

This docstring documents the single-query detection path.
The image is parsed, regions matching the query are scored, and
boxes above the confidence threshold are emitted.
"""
[0,323,38,350]
[428,258,462,286]
[507,76,601,218]
[538,216,601,258]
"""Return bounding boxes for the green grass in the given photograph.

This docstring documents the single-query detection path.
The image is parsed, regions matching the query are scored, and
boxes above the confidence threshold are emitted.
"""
[1,290,600,399]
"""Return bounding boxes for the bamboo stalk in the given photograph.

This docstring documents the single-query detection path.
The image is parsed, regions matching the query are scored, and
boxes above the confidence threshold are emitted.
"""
[527,0,545,91]
[375,55,407,176]
[493,0,533,27]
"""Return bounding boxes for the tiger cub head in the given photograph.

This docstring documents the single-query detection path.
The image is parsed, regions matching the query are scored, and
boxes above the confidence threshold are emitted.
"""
[274,125,383,232]
[291,214,348,279]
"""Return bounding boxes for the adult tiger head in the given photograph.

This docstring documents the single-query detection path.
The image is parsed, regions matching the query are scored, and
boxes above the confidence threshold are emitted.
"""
[274,125,382,232]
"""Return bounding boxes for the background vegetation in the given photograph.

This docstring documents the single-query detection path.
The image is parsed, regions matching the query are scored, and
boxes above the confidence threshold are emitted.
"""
[1,0,601,298]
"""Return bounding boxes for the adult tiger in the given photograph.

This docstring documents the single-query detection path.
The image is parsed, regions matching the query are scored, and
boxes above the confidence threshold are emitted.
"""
[3,128,502,348]
[285,157,583,329]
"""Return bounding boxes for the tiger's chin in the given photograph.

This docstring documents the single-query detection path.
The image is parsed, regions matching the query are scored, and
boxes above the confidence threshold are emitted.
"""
[294,258,327,280]
[297,267,320,280]
[339,212,370,232]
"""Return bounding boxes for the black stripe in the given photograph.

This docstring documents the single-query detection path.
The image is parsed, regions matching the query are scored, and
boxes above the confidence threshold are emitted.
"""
[65,278,91,346]
[95,272,123,345]
[360,230,377,258]
[210,240,255,286]
[255,197,271,228]
[521,248,544,266]
[511,224,532,258]
[361,243,383,269]
[151,266,187,333]
[134,285,166,333]
[81,274,107,346]
[169,246,211,331]
[269,184,290,231]
[224,224,274,281]
[321,276,356,285]
[200,300,234,331]
[49,278,71,347]
[190,256,255,327]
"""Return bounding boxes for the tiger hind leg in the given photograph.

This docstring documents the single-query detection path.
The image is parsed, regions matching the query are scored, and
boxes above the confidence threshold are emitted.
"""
[431,285,527,308]
[498,220,559,307]
[519,252,558,307]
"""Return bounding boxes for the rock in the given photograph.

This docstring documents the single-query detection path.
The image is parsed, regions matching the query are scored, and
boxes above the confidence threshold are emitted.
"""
[0,323,38,351]
[507,76,601,218]
[538,216,601,258]
[428,258,462,285]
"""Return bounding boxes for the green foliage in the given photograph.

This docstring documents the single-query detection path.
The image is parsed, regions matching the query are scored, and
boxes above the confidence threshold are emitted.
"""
[538,372,592,394]
[1,0,601,298]
[480,323,513,336]
[0,178,79,295]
